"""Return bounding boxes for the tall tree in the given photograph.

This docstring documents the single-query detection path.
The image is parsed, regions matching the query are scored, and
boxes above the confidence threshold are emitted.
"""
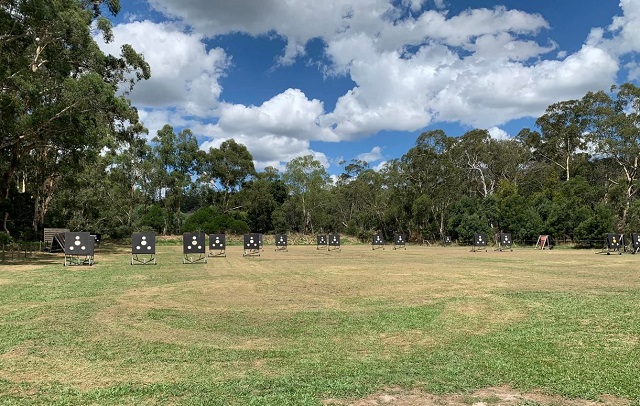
[0,0,150,236]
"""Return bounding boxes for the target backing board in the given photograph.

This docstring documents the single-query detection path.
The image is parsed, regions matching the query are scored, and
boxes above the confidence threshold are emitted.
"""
[605,233,623,255]
[472,233,487,251]
[208,234,226,257]
[497,233,512,251]
[328,234,341,251]
[131,232,156,265]
[393,234,406,250]
[244,233,261,256]
[317,235,327,249]
[63,232,95,266]
[275,234,288,251]
[372,234,384,250]
[632,233,640,253]
[443,236,452,246]
[132,232,155,254]
[183,232,207,263]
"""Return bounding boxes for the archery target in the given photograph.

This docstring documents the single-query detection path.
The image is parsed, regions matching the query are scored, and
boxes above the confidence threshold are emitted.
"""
[329,234,340,246]
[372,234,384,246]
[275,234,288,247]
[64,232,94,255]
[474,233,487,246]
[183,232,205,254]
[244,233,260,249]
[132,232,155,254]
[209,234,226,250]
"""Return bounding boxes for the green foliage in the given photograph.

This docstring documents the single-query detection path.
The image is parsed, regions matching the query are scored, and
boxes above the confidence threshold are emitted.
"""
[140,205,165,233]
[182,207,250,234]
[574,204,615,246]
[0,232,11,245]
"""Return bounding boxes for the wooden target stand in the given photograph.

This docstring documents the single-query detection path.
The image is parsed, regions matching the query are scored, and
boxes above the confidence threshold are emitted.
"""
[183,232,207,264]
[131,232,156,265]
[63,232,95,266]
[372,234,385,250]
[535,235,551,250]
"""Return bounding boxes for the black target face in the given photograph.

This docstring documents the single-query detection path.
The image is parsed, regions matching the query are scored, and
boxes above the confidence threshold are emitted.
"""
[64,232,94,255]
[606,233,622,248]
[209,234,226,249]
[275,234,287,246]
[394,234,406,245]
[501,233,512,245]
[372,234,384,246]
[329,234,340,246]
[183,232,205,254]
[244,233,260,249]
[132,232,155,254]
[444,236,452,244]
[474,233,487,246]
[633,233,640,248]
[317,235,327,245]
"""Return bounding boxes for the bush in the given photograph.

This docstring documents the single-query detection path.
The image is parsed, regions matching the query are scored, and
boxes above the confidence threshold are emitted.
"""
[0,232,12,246]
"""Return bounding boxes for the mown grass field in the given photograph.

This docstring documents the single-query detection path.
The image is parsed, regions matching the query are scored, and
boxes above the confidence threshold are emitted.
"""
[0,242,639,405]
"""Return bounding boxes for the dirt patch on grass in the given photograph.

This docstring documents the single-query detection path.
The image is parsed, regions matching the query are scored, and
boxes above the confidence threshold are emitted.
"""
[324,386,632,405]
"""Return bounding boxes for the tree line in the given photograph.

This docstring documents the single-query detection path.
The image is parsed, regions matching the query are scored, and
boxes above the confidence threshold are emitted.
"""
[3,1,640,246]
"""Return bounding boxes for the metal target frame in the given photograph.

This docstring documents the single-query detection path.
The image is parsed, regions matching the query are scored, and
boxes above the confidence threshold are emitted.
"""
[63,232,95,266]
[183,232,207,264]
[328,234,341,251]
[371,234,385,250]
[317,234,327,250]
[393,234,406,250]
[274,234,288,252]
[495,232,513,252]
[243,233,261,257]
[471,233,488,252]
[208,233,226,257]
[131,232,156,265]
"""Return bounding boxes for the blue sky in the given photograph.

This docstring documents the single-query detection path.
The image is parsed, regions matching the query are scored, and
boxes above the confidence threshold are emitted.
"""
[97,0,639,176]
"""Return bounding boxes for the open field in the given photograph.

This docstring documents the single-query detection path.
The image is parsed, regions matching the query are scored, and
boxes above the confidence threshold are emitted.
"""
[1,244,639,405]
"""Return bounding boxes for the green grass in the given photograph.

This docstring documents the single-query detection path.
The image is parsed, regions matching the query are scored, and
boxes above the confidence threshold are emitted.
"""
[0,244,639,405]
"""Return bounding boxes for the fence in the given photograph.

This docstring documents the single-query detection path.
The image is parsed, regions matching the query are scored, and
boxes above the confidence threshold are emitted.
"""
[1,242,42,262]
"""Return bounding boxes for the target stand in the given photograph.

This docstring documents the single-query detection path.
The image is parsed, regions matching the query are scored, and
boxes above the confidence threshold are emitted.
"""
[274,234,288,252]
[328,234,341,251]
[535,235,551,250]
[183,232,207,263]
[63,232,95,266]
[243,233,261,257]
[471,233,488,252]
[131,232,156,265]
[630,233,640,254]
[208,234,226,257]
[442,236,452,246]
[495,233,513,252]
[317,235,327,250]
[372,234,385,250]
[393,234,406,250]
[601,233,623,255]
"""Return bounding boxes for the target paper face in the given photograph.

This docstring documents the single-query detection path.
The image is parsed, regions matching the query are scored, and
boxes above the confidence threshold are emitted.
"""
[444,236,452,244]
[329,234,340,246]
[606,233,622,249]
[372,234,384,246]
[275,234,288,247]
[394,234,406,245]
[632,233,640,248]
[209,234,226,249]
[317,235,327,245]
[183,232,206,254]
[244,233,260,249]
[501,233,512,246]
[474,233,487,246]
[132,232,155,254]
[64,232,94,255]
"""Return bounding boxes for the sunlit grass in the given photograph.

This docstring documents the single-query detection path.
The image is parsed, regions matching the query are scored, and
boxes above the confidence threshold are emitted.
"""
[0,244,639,405]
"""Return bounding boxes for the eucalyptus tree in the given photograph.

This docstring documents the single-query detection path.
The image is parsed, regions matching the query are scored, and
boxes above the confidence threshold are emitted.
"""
[282,155,331,234]
[0,0,150,236]
[584,83,640,230]
[198,139,256,211]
